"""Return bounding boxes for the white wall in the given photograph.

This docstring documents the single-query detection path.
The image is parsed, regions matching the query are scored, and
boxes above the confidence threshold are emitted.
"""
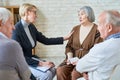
[7,0,120,57]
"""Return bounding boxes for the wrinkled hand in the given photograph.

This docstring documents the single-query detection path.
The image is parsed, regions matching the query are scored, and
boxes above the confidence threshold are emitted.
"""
[83,72,89,80]
[66,59,71,65]
[63,31,74,41]
[71,60,78,65]
[66,58,78,65]
[39,61,55,68]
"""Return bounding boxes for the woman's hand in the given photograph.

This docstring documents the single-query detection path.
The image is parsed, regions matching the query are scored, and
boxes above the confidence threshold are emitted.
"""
[66,57,79,65]
[69,57,79,65]
[39,61,55,68]
[66,59,71,65]
[71,60,78,65]
[63,31,74,41]
[83,72,89,80]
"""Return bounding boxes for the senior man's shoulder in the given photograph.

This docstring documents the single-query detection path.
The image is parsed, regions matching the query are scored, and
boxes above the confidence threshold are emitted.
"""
[0,37,21,50]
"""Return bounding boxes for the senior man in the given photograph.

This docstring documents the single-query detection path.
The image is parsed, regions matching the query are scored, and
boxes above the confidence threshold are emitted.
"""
[76,10,120,80]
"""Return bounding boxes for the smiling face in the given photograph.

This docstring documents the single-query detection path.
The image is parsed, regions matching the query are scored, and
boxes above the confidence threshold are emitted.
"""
[78,10,89,25]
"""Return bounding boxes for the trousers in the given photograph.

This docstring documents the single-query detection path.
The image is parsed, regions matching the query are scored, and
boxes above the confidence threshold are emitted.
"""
[57,62,82,80]
[29,66,56,80]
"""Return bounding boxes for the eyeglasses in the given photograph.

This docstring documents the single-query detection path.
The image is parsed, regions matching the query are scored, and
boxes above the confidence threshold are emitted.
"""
[29,10,37,15]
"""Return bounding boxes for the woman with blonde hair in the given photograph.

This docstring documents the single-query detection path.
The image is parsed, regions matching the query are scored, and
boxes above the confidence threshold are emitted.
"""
[12,3,72,80]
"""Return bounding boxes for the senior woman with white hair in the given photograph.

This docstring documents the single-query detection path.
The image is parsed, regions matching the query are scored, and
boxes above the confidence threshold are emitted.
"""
[56,6,103,80]
[0,7,31,80]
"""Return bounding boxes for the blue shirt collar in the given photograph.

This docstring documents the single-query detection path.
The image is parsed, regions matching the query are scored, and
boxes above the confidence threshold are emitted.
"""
[106,32,120,40]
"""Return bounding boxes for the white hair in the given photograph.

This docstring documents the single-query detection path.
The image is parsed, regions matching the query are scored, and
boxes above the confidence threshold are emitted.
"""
[105,10,120,27]
[0,7,12,24]
[79,6,95,22]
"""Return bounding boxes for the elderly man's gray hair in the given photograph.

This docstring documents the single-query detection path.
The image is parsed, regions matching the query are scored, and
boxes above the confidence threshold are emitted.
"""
[105,10,120,27]
[0,7,12,24]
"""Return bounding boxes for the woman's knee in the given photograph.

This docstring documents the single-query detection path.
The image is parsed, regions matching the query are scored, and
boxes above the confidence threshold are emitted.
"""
[49,67,56,78]
[56,66,64,75]
[71,69,83,80]
[42,71,53,80]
